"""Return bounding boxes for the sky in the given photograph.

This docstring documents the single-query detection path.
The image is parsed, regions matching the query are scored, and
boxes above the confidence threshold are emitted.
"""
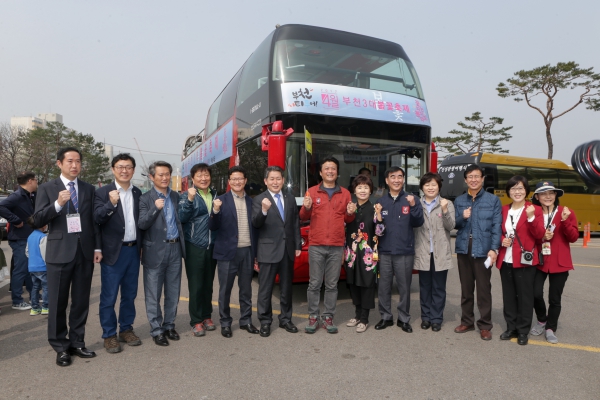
[2,0,599,178]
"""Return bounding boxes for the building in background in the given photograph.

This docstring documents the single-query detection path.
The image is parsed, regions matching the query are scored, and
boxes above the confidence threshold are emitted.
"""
[10,113,63,130]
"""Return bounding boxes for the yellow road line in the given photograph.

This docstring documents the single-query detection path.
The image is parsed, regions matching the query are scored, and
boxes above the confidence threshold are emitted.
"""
[509,338,600,353]
[573,263,600,268]
[179,297,310,319]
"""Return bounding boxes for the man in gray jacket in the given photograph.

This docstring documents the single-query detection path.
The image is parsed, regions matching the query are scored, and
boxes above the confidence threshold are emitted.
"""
[139,161,185,347]
[453,164,501,341]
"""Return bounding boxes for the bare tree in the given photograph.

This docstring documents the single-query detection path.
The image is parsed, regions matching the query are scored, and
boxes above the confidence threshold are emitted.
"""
[0,123,30,190]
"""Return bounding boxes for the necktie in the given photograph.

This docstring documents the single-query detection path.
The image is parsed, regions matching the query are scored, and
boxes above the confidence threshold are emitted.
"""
[275,193,284,222]
[68,182,78,212]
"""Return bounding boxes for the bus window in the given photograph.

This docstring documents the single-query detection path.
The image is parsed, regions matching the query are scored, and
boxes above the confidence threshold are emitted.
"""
[559,170,590,194]
[206,94,222,135]
[217,70,242,129]
[526,168,558,188]
[237,33,272,107]
[497,165,526,191]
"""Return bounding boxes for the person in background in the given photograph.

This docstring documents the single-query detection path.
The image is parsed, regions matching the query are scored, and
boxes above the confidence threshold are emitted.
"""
[453,164,501,341]
[0,172,37,311]
[344,174,381,333]
[530,181,578,344]
[496,176,545,346]
[178,163,218,337]
[25,217,48,316]
[413,173,455,332]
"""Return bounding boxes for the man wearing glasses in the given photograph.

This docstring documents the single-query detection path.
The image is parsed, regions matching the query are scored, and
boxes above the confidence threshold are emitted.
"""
[94,154,143,353]
[453,164,501,340]
[209,166,259,338]
[373,166,424,333]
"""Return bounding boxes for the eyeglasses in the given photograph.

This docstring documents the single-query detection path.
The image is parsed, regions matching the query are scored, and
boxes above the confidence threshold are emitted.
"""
[509,187,526,193]
[229,178,245,182]
[466,175,482,180]
[114,166,134,171]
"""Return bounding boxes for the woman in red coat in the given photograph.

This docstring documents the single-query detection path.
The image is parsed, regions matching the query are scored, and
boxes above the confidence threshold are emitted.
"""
[496,176,545,345]
[529,181,578,344]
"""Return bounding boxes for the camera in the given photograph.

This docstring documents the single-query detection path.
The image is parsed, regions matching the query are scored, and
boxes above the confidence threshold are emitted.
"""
[521,251,534,265]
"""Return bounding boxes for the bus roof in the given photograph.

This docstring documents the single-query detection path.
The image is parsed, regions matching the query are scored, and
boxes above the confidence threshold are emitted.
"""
[441,152,571,170]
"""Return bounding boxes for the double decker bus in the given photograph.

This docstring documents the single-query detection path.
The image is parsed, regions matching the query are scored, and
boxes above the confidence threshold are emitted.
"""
[181,24,434,281]
[438,152,600,232]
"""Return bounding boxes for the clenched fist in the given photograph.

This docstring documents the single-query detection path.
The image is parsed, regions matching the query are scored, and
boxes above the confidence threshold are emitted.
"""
[463,207,472,219]
[526,204,535,219]
[109,190,120,206]
[406,194,415,207]
[440,198,448,213]
[213,198,222,213]
[187,187,196,202]
[155,199,165,210]
[347,202,357,215]
[303,191,312,210]
[374,203,383,222]
[561,206,571,221]
[262,198,272,213]
[57,190,71,207]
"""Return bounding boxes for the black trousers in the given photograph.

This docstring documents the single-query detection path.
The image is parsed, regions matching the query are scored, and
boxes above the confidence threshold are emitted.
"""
[457,239,493,330]
[533,269,569,332]
[500,262,536,334]
[217,247,253,327]
[46,243,94,352]
[257,254,294,325]
[347,283,375,324]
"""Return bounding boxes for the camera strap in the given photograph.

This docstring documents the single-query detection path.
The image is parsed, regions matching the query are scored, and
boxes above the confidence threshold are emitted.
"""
[510,215,534,253]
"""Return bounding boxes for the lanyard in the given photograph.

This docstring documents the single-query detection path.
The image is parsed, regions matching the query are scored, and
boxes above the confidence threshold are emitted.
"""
[544,206,557,230]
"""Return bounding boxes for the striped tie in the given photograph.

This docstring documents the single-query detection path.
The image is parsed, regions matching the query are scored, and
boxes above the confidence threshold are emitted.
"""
[68,182,78,212]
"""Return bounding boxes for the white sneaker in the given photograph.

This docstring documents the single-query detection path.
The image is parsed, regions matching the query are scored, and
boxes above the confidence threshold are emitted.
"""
[346,318,359,327]
[545,329,558,344]
[530,321,546,336]
[356,323,368,333]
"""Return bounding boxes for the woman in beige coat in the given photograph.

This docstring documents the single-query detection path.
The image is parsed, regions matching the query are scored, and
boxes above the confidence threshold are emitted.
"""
[414,173,455,332]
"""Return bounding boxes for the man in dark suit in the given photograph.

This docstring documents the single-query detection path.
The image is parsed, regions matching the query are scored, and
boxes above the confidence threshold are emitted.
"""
[33,147,102,367]
[209,166,259,338]
[94,154,143,354]
[252,166,301,337]
[0,171,37,311]
[138,161,185,347]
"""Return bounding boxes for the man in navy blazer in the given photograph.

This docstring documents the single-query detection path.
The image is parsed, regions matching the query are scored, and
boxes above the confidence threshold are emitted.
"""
[209,166,259,338]
[94,154,143,354]
[0,171,37,310]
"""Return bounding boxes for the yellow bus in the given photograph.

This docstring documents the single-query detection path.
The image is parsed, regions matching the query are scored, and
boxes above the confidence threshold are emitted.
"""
[438,152,600,232]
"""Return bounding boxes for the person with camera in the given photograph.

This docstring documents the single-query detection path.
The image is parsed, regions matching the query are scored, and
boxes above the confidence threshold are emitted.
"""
[496,176,545,345]
[529,181,578,344]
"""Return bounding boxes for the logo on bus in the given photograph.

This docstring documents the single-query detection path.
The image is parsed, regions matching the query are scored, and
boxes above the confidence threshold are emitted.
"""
[448,172,455,178]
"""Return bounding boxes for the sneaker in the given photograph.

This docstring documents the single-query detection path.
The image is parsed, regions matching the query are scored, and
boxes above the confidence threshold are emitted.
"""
[119,329,142,346]
[356,323,368,333]
[530,321,546,336]
[322,317,338,334]
[545,329,558,344]
[305,315,320,334]
[192,323,206,337]
[12,302,32,311]
[30,308,41,316]
[202,319,216,331]
[346,318,359,327]
[104,335,122,353]
[41,308,49,315]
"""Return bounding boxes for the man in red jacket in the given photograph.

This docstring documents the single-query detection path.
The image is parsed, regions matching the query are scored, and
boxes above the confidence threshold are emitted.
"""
[300,157,356,334]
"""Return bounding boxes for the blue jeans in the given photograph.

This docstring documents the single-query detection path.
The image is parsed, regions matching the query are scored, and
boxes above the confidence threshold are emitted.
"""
[99,245,141,338]
[307,246,344,318]
[9,240,32,304]
[31,271,48,310]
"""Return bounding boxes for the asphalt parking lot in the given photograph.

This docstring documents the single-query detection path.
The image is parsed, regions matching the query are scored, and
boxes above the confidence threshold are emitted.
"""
[1,238,599,399]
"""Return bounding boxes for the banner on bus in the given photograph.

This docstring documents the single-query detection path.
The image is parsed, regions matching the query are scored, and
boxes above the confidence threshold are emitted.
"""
[181,120,233,178]
[281,83,430,127]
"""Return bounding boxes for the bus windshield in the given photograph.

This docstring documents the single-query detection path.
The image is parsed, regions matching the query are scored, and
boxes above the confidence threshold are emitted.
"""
[272,39,424,100]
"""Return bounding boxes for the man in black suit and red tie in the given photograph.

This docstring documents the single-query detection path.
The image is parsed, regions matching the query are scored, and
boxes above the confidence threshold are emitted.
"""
[94,153,143,354]
[251,166,301,337]
[33,147,102,367]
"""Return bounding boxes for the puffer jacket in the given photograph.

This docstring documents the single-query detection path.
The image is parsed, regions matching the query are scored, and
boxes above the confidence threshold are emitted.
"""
[413,197,455,271]
[178,188,217,249]
[454,189,502,257]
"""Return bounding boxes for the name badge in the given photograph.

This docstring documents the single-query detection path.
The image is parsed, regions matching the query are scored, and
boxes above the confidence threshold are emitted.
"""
[542,242,551,255]
[67,213,82,233]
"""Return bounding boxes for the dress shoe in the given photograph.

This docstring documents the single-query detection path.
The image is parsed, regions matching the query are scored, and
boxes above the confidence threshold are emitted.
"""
[221,326,232,338]
[517,333,529,345]
[421,321,431,330]
[500,330,518,340]
[240,323,260,334]
[165,329,180,341]
[431,323,442,332]
[56,351,72,367]
[259,324,271,337]
[397,321,413,333]
[68,347,97,358]
[374,319,393,330]
[454,324,475,333]
[480,329,492,341]
[153,333,169,346]
[279,321,298,333]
